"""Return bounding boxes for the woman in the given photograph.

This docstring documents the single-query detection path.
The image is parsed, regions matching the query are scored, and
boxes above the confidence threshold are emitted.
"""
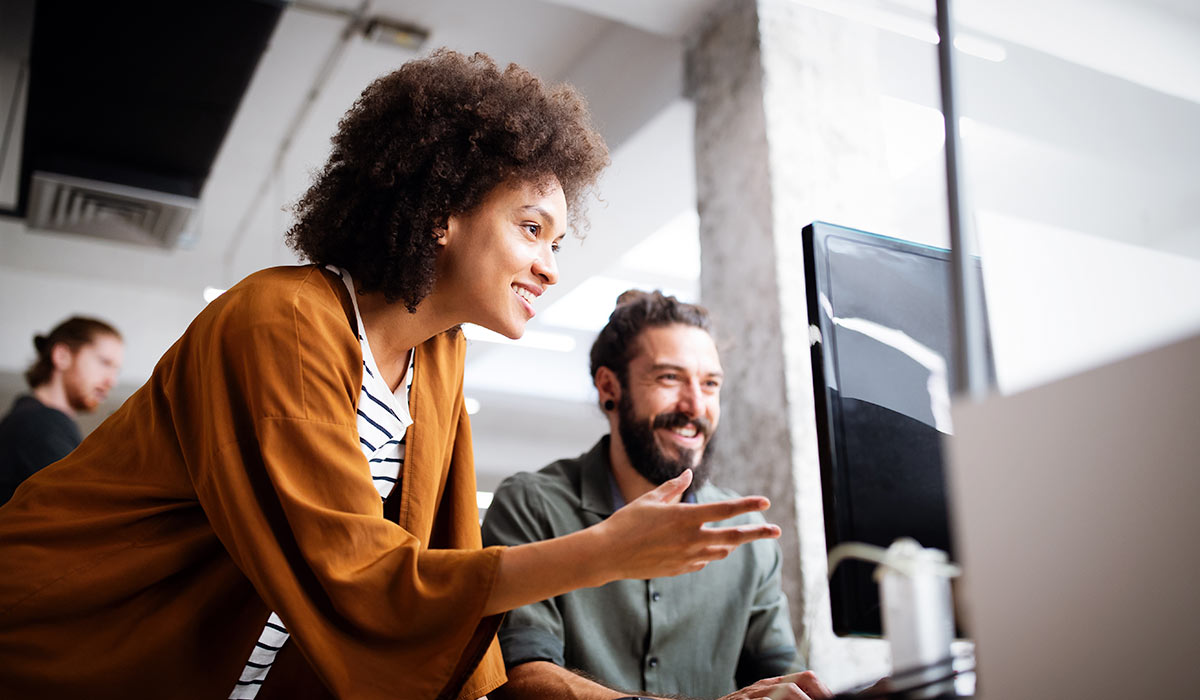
[0,51,779,700]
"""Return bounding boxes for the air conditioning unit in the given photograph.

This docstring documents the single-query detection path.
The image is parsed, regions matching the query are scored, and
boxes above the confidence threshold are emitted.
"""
[26,171,199,249]
[12,1,284,249]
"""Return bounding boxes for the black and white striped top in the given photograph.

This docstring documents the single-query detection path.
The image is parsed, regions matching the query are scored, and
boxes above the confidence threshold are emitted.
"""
[229,266,414,699]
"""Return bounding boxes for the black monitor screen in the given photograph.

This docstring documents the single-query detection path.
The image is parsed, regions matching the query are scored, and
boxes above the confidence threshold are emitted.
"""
[802,221,991,637]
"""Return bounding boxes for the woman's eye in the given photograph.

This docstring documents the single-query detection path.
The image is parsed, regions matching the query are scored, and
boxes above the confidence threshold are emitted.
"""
[551,241,561,254]
[524,223,540,237]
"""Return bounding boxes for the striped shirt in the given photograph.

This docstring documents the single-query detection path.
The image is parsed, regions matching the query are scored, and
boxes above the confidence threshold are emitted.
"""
[229,267,414,699]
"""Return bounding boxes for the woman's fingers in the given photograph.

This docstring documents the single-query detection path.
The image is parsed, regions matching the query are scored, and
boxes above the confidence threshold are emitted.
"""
[693,525,781,558]
[696,544,735,560]
[705,523,782,544]
[681,527,783,572]
[603,487,781,581]
[688,496,772,523]
[644,468,693,503]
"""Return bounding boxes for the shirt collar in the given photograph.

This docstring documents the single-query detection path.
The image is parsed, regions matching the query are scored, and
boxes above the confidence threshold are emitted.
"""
[578,436,616,516]
[578,434,697,515]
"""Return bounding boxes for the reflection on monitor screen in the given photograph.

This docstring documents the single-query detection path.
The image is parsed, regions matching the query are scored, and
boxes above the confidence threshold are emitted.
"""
[803,221,993,637]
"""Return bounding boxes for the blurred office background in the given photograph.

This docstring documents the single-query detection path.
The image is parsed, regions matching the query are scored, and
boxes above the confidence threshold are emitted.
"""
[1,0,1197,691]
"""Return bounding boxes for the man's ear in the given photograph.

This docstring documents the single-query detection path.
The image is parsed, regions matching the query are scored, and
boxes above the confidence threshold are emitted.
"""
[50,343,74,371]
[594,366,621,409]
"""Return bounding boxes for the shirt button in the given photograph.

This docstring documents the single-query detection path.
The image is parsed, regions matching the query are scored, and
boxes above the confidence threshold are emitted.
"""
[651,592,661,602]
[648,657,659,668]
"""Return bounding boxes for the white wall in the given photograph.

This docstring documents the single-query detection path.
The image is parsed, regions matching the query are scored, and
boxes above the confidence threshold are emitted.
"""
[0,242,204,382]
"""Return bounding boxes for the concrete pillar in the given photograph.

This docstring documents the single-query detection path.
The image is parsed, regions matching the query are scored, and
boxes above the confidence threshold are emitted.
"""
[687,0,895,688]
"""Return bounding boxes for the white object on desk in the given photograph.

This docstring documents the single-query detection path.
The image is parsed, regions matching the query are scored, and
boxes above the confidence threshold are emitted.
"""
[828,538,962,697]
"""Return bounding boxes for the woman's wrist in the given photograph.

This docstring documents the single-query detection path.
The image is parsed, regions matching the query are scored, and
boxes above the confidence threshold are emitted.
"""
[570,522,617,589]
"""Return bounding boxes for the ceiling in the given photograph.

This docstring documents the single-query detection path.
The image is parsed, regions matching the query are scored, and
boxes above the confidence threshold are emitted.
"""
[0,0,709,491]
[0,0,1196,491]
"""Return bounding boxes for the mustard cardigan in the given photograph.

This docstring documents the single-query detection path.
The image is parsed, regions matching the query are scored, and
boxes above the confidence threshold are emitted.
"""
[0,265,506,699]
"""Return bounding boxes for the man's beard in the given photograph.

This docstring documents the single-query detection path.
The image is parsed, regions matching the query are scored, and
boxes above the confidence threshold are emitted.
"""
[616,392,716,492]
[63,371,101,413]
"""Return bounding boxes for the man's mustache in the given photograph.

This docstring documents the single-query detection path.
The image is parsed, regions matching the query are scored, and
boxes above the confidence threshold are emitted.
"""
[651,411,712,439]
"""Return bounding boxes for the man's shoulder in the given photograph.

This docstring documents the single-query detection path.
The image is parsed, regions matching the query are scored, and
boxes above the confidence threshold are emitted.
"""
[491,455,584,510]
[482,450,596,547]
[0,396,76,434]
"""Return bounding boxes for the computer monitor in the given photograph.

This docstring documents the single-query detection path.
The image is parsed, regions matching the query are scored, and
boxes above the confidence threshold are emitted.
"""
[802,221,993,637]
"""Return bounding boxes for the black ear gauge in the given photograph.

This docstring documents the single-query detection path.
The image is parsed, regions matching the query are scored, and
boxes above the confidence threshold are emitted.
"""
[603,399,615,411]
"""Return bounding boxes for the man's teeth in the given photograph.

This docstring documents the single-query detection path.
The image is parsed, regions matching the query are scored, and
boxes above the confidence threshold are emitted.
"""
[513,286,535,303]
[671,425,698,438]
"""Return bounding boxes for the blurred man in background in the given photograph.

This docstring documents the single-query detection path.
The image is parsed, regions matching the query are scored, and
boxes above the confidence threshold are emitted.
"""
[0,316,123,506]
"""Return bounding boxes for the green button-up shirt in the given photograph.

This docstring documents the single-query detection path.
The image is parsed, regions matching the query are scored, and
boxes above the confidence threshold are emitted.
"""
[481,436,798,699]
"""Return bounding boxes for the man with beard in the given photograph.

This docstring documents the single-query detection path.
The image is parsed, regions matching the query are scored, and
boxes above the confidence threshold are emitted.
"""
[0,316,123,506]
[482,291,831,700]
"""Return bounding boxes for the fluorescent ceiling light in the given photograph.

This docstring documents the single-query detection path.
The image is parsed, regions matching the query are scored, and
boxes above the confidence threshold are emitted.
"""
[880,97,989,179]
[953,35,1007,62]
[476,491,493,509]
[618,209,702,280]
[464,396,481,415]
[795,0,938,42]
[461,324,576,352]
[203,286,226,303]
[790,0,1006,61]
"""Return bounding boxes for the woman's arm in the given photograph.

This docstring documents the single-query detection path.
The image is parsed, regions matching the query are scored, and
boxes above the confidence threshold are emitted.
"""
[485,469,781,616]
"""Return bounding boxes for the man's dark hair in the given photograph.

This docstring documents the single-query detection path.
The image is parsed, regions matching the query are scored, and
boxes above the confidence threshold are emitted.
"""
[25,316,121,389]
[286,49,609,312]
[589,290,713,391]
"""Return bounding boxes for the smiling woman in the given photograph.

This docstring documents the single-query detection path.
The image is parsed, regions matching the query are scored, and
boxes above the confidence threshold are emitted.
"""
[286,49,604,315]
[0,50,781,700]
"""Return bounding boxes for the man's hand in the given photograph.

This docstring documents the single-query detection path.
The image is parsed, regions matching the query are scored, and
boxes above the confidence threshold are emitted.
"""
[496,663,834,700]
[716,671,834,700]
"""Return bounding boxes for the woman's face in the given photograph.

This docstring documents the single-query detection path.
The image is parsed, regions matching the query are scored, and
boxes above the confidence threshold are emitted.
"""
[438,177,567,339]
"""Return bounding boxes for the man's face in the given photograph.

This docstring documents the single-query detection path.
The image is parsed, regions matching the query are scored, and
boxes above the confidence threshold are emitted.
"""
[60,334,124,413]
[615,324,723,487]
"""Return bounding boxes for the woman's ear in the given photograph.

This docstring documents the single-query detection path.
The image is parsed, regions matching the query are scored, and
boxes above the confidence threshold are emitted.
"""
[433,213,454,247]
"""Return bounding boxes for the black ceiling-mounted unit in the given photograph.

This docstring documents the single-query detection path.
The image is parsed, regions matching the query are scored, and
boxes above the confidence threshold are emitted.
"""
[18,0,285,247]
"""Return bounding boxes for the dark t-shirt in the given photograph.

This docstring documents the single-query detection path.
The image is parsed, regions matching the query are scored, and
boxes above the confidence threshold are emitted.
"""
[0,394,81,506]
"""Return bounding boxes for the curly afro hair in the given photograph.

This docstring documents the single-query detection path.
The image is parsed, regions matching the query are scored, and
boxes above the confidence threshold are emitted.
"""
[286,49,610,311]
